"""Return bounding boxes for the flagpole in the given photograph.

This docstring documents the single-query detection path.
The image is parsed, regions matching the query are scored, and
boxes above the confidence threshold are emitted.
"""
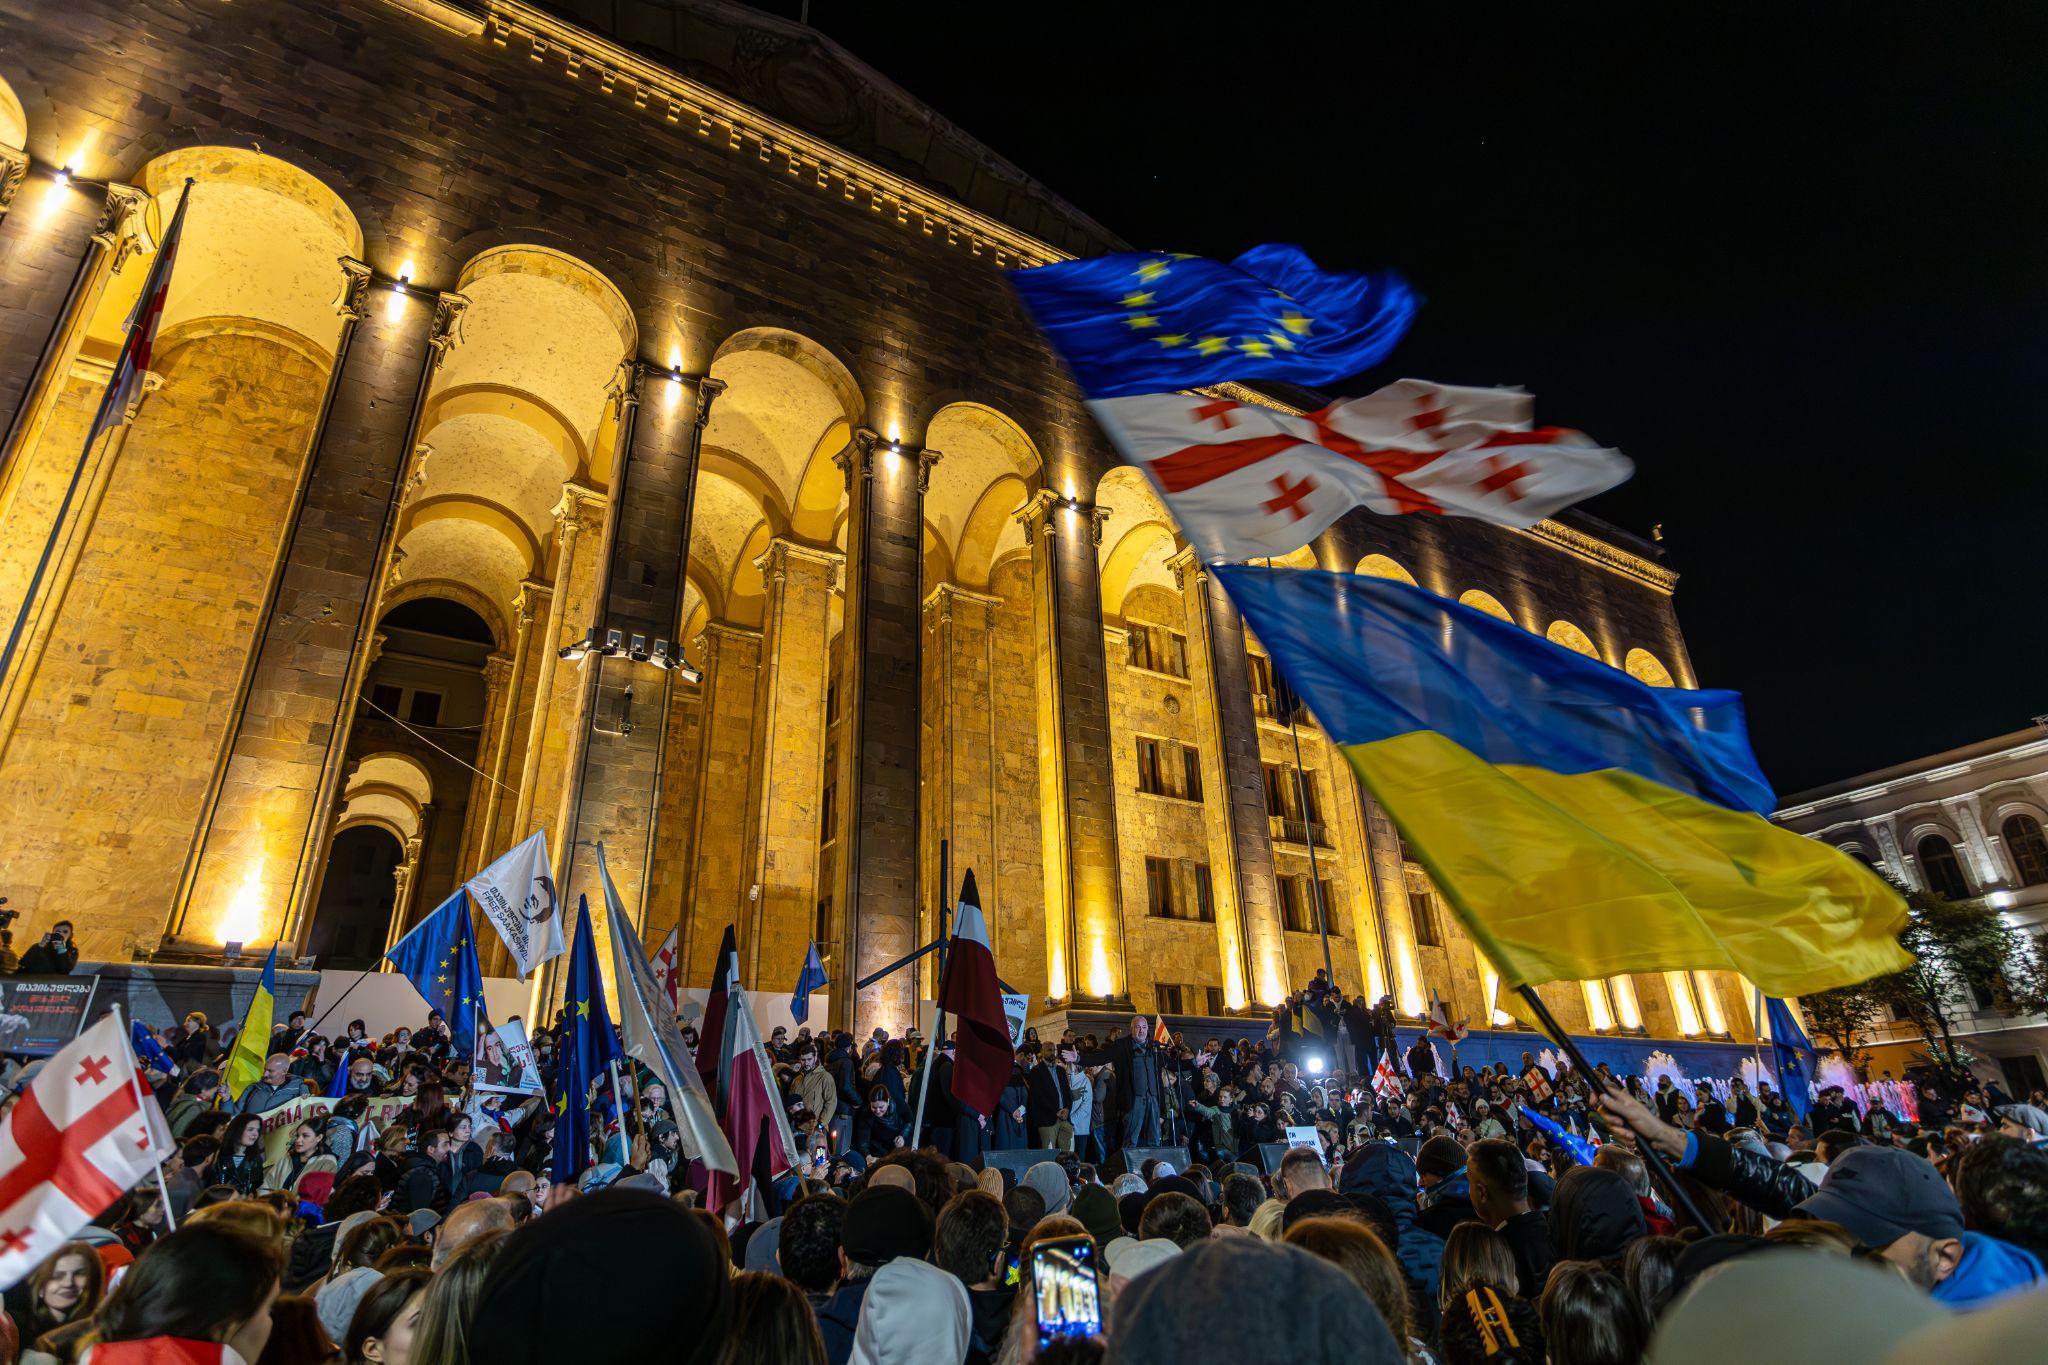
[1513,984,1711,1232]
[1263,559,1336,991]
[112,1004,179,1231]
[907,871,953,1151]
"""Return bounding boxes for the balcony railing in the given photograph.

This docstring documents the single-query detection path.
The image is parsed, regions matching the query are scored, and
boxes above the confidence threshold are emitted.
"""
[1269,815,1330,847]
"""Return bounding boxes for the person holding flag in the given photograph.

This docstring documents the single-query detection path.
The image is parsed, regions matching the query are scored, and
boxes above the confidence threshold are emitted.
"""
[221,945,279,1106]
[928,872,1012,1132]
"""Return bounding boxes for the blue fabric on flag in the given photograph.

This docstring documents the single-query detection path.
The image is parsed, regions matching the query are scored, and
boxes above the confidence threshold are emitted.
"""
[326,1052,351,1099]
[553,896,622,1185]
[1519,1103,1598,1166]
[1764,996,1816,1122]
[131,1019,177,1078]
[385,890,489,1054]
[792,942,828,1025]
[1007,244,1417,399]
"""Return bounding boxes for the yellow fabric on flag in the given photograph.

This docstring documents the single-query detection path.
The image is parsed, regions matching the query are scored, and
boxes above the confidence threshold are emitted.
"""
[224,948,277,1100]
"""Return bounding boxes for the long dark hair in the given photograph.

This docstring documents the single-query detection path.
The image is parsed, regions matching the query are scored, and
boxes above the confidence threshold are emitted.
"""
[715,1271,826,1365]
[220,1113,264,1157]
[343,1268,432,1363]
[96,1224,283,1344]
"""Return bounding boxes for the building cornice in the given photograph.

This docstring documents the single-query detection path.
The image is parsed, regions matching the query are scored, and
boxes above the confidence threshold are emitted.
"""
[385,2,1670,593]
[1774,734,2048,821]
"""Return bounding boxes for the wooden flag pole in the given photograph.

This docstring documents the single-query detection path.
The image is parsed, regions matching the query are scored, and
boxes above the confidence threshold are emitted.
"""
[1513,984,1713,1234]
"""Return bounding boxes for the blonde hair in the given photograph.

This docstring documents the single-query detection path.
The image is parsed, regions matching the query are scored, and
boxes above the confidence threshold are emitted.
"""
[1247,1197,1287,1242]
[186,1199,287,1246]
[1441,1222,1521,1310]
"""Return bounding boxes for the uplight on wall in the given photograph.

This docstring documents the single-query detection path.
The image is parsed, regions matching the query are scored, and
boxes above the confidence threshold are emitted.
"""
[386,258,415,322]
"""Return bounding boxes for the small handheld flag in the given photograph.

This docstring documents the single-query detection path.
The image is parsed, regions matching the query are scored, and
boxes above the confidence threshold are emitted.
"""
[791,941,828,1025]
[223,946,278,1101]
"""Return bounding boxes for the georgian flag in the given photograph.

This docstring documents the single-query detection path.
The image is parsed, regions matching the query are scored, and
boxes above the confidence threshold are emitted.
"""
[1426,991,1470,1044]
[653,927,680,1009]
[937,871,1013,1116]
[0,1014,173,1289]
[1370,1055,1404,1101]
[1087,379,1631,564]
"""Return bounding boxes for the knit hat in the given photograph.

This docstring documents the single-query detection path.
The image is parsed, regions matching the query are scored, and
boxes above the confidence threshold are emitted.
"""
[1108,1237,1403,1365]
[1023,1161,1071,1216]
[1108,1237,1181,1284]
[1071,1183,1121,1245]
[1648,1251,1946,1365]
[1417,1135,1467,1179]
[850,1256,971,1365]
[314,1266,381,1346]
[842,1184,934,1267]
[1118,1190,1149,1236]
[468,1189,732,1365]
[742,1215,784,1274]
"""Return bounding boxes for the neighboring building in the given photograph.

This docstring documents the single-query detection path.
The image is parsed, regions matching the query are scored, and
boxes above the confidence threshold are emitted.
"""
[1775,721,2048,1096]
[0,0,1747,1047]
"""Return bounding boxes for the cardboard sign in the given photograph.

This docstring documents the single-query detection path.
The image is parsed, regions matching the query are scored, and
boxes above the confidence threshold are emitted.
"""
[1284,1124,1322,1152]
[1001,992,1031,1050]
[0,976,100,1056]
[474,1019,543,1095]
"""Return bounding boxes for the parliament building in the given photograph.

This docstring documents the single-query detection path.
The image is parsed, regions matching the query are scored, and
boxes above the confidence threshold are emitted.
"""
[0,0,1755,1048]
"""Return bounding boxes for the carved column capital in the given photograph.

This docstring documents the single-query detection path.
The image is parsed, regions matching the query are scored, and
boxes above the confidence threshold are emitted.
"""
[333,256,375,322]
[693,375,727,432]
[552,480,608,538]
[514,578,551,629]
[607,359,645,417]
[399,442,432,508]
[427,292,469,370]
[93,183,152,272]
[915,446,942,494]
[124,371,167,423]
[0,144,28,216]
[483,652,515,698]
[1167,545,1207,593]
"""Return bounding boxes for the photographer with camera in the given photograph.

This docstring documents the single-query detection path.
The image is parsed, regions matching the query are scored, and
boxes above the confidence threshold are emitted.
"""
[18,917,78,975]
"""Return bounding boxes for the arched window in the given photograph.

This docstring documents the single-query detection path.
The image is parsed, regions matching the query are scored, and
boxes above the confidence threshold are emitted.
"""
[1356,554,1416,586]
[1546,620,1599,658]
[1625,648,1676,688]
[1917,834,1971,900]
[2003,813,2048,887]
[1457,589,1513,623]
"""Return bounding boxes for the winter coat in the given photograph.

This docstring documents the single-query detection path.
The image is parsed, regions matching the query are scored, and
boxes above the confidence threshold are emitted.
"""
[1340,1140,1442,1296]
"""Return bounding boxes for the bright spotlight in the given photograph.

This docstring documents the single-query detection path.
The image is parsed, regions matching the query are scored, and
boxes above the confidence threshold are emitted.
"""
[1306,1055,1325,1075]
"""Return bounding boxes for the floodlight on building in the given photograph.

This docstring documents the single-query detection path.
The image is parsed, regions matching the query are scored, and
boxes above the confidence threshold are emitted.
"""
[53,166,71,188]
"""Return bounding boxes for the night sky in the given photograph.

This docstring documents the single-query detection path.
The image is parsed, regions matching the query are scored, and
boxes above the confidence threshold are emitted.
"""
[778,2,2048,795]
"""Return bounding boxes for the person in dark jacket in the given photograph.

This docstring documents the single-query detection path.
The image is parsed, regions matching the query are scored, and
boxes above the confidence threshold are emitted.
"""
[993,1064,1030,1150]
[1405,1035,1436,1079]
[1077,1014,1167,1148]
[1468,1136,1554,1294]
[1340,1138,1443,1296]
[1548,1165,1648,1266]
[1415,1134,1478,1239]
[17,921,78,975]
[214,1113,267,1196]
[1344,995,1377,1076]
[394,1126,454,1215]
[1025,1048,1065,1147]
[814,1185,932,1365]
[854,1085,909,1158]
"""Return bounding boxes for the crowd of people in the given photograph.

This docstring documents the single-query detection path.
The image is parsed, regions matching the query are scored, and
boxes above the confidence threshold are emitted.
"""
[0,971,2042,1364]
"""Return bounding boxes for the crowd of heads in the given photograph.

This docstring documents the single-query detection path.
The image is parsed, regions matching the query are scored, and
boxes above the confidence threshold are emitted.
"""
[0,978,2040,1363]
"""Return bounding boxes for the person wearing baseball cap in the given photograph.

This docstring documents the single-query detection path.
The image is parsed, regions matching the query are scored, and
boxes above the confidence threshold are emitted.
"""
[1599,1082,2044,1306]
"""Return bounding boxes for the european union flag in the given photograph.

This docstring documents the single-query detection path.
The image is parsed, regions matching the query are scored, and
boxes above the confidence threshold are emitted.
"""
[791,941,828,1025]
[1764,995,1816,1122]
[1008,244,1417,399]
[553,895,622,1185]
[1518,1102,1599,1167]
[385,890,489,1054]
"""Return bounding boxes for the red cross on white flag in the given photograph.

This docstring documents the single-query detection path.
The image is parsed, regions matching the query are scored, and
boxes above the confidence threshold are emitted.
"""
[653,927,680,1009]
[1085,378,1632,564]
[0,1013,171,1289]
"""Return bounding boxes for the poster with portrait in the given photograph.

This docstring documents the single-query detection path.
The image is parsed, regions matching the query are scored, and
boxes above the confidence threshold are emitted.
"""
[473,1018,543,1095]
[1000,992,1031,1050]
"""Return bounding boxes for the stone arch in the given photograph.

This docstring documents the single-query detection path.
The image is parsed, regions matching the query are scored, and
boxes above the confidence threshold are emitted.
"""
[1096,465,1184,619]
[708,328,866,543]
[379,577,511,654]
[337,751,434,843]
[1458,589,1514,623]
[1356,553,1417,586]
[0,73,25,150]
[1624,647,1676,688]
[1545,619,1599,658]
[923,403,1042,591]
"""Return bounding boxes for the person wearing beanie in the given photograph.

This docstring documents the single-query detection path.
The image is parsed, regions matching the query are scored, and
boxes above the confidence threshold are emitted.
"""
[1416,1134,1477,1240]
[1109,1237,1404,1365]
[1022,1160,1071,1218]
[1071,1183,1122,1246]
[849,1257,971,1365]
[467,1189,730,1365]
[1281,1188,1354,1233]
[1547,1166,1647,1267]
[818,1185,936,1365]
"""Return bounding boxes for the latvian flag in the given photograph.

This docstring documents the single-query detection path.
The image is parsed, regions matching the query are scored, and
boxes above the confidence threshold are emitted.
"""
[1086,379,1632,564]
[0,1013,173,1289]
[937,871,1012,1117]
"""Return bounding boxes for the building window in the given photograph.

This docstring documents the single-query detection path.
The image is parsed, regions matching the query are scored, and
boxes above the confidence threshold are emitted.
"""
[406,690,443,725]
[2003,814,2048,887]
[1317,878,1340,935]
[820,785,836,842]
[1917,834,1971,900]
[1264,764,1328,846]
[1190,863,1215,922]
[1248,654,1277,717]
[1279,875,1316,934]
[369,683,403,716]
[1155,983,1228,1016]
[1146,857,1178,918]
[1137,737,1203,801]
[815,897,832,947]
[1128,623,1189,678]
[1408,879,1441,947]
[826,679,840,724]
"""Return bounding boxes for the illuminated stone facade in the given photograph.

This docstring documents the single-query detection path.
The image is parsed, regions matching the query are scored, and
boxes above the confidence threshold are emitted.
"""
[0,0,1751,1043]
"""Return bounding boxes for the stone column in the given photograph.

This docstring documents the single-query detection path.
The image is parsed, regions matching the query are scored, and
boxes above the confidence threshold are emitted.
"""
[381,834,424,969]
[1016,489,1130,1008]
[1943,797,2004,891]
[512,480,609,857]
[678,621,762,983]
[453,651,514,875]
[1170,547,1286,1011]
[470,582,544,876]
[173,268,465,952]
[922,582,1002,1000]
[832,431,935,1035]
[0,178,145,467]
[739,539,841,987]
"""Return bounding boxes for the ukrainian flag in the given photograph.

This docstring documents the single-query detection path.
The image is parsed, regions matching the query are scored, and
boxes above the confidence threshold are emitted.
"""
[224,944,278,1101]
[1214,566,1910,997]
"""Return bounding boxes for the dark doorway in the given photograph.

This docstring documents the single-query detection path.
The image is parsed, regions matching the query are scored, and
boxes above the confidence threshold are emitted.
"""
[308,826,402,969]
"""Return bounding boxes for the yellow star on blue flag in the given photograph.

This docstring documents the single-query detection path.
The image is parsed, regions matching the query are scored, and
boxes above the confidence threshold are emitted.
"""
[385,889,490,1053]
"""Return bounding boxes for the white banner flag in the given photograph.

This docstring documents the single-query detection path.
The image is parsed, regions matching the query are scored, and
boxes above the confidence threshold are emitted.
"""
[464,831,563,979]
[0,1014,170,1288]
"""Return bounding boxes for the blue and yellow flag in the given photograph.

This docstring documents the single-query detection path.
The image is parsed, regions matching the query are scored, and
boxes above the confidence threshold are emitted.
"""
[1215,565,1911,998]
[386,890,489,1054]
[553,895,622,1184]
[1008,245,1416,398]
[224,944,277,1101]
